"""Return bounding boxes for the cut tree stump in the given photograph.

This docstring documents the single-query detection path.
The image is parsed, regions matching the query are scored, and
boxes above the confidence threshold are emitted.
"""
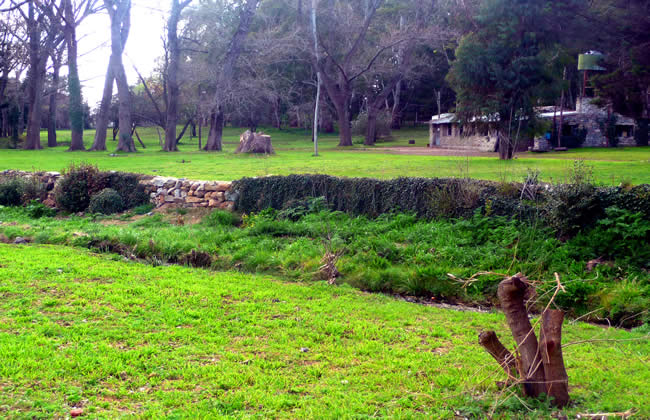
[479,273,570,408]
[235,130,274,154]
[479,331,517,381]
[540,309,570,407]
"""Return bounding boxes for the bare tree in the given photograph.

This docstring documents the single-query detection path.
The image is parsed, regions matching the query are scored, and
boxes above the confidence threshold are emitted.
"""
[204,0,259,151]
[163,0,193,151]
[308,0,385,147]
[362,0,442,145]
[91,0,134,152]
[47,43,64,147]
[0,9,27,137]
[310,0,320,156]
[10,0,64,150]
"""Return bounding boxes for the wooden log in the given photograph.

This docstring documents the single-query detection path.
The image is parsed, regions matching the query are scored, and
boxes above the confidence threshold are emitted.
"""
[540,310,570,407]
[479,331,517,381]
[497,274,546,397]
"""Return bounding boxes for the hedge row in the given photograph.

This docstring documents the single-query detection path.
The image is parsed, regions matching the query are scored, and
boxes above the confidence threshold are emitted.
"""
[231,174,650,236]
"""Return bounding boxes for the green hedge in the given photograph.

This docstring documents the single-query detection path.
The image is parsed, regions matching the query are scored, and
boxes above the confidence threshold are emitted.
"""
[232,175,650,236]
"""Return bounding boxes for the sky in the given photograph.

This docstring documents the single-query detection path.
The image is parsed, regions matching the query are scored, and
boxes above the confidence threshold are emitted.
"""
[76,0,170,109]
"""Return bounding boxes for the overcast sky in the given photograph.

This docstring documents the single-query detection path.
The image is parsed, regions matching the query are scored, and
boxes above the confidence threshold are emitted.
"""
[76,1,170,109]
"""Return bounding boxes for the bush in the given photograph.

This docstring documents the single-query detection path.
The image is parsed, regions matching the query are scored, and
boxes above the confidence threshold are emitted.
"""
[54,163,102,213]
[55,164,149,213]
[26,200,56,218]
[96,172,149,209]
[0,178,25,206]
[88,188,124,215]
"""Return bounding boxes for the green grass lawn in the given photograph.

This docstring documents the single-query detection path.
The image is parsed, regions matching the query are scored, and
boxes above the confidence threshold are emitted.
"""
[0,127,648,184]
[0,244,648,418]
[1,206,648,327]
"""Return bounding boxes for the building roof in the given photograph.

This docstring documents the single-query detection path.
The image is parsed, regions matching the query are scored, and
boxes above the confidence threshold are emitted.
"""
[538,111,580,119]
[430,109,637,126]
[430,113,456,124]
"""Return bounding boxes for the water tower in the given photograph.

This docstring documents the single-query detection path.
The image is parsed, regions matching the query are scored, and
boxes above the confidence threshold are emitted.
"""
[577,51,605,110]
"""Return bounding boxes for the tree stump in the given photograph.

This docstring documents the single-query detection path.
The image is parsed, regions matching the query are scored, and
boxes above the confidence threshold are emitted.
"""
[235,130,274,154]
[479,273,570,408]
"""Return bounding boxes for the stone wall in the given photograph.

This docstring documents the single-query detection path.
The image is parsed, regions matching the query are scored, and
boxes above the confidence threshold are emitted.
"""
[429,124,498,152]
[571,98,637,147]
[0,170,235,211]
[145,177,234,210]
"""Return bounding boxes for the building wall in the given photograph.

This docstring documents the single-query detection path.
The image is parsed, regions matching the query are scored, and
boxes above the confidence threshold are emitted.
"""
[571,98,636,147]
[429,124,497,152]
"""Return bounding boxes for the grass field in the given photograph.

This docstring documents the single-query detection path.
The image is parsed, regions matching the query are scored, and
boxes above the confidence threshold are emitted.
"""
[0,127,648,184]
[1,205,648,327]
[0,244,648,418]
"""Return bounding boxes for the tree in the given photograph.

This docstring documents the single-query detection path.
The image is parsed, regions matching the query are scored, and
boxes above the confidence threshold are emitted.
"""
[204,0,259,151]
[308,0,386,146]
[164,0,193,151]
[360,0,444,145]
[447,0,560,159]
[59,0,102,151]
[91,0,134,152]
[0,9,28,138]
[591,0,650,146]
[10,0,64,150]
[46,43,64,147]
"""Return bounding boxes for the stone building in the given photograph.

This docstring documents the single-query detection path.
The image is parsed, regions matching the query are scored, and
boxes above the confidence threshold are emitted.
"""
[429,97,638,151]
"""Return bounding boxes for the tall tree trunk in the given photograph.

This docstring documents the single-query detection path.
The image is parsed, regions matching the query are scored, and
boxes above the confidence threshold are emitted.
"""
[311,0,320,156]
[65,0,86,151]
[164,0,191,152]
[391,80,402,129]
[365,105,378,146]
[90,59,114,151]
[47,52,62,148]
[336,100,352,147]
[327,90,352,147]
[105,0,135,153]
[24,3,44,150]
[206,109,224,151]
[198,117,202,149]
[114,59,135,152]
[205,0,258,151]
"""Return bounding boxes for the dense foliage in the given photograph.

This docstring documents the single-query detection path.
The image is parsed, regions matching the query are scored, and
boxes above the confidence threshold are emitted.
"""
[232,174,650,236]
[0,178,24,206]
[88,188,125,215]
[54,164,149,213]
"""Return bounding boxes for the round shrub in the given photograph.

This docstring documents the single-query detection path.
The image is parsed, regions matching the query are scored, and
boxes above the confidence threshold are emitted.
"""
[54,164,103,213]
[0,178,25,206]
[88,188,124,214]
[96,172,150,209]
